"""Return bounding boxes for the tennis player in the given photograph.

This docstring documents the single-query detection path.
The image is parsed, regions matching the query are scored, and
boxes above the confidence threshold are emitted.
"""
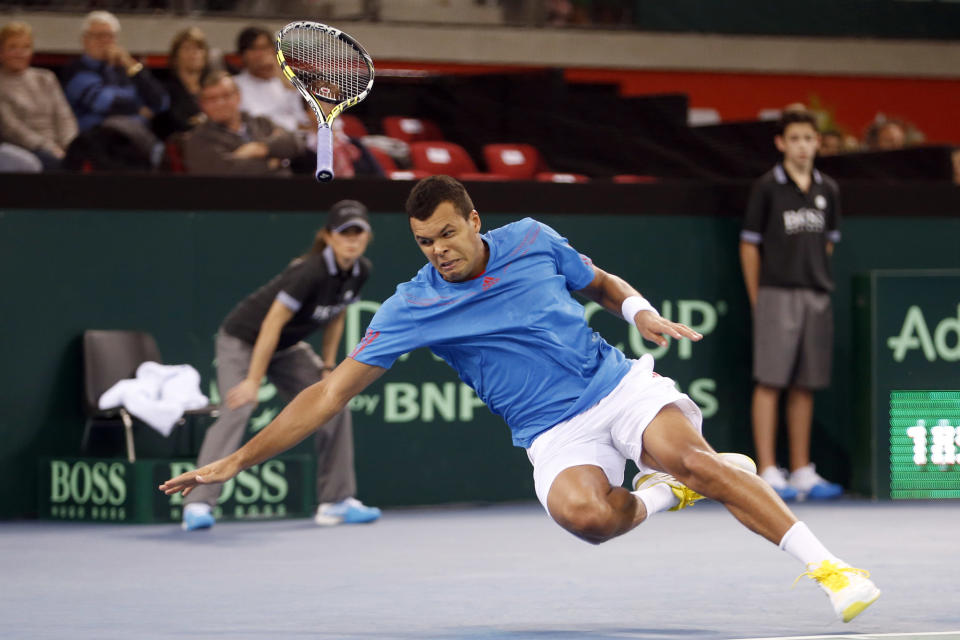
[161,176,879,621]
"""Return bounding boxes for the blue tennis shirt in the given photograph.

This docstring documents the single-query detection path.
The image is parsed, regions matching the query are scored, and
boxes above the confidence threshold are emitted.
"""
[349,218,631,447]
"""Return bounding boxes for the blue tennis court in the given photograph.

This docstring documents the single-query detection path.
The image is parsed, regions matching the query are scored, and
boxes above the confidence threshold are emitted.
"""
[1,498,957,639]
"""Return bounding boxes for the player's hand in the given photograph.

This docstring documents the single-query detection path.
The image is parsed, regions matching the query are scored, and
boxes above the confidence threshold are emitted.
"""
[635,310,703,348]
[158,457,241,497]
[226,378,260,410]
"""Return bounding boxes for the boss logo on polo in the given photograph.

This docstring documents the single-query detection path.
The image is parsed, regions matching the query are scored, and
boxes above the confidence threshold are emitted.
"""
[312,302,348,321]
[782,208,826,234]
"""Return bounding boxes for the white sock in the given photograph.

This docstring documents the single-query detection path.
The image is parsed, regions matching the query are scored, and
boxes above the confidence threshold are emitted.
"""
[634,484,678,517]
[184,502,211,516]
[779,521,840,567]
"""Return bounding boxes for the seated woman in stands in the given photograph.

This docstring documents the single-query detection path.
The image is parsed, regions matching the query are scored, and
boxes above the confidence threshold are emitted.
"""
[0,21,78,170]
[153,27,211,141]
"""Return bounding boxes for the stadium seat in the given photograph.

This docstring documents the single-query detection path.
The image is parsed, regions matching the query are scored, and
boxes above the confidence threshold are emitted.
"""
[535,172,590,183]
[81,330,218,462]
[382,116,444,143]
[367,146,428,180]
[410,141,480,177]
[338,114,369,138]
[387,169,432,180]
[164,133,187,174]
[688,107,721,126]
[459,172,511,181]
[482,143,547,180]
[367,145,398,172]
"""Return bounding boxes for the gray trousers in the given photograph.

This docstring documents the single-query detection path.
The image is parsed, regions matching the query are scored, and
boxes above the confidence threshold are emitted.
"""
[186,331,356,507]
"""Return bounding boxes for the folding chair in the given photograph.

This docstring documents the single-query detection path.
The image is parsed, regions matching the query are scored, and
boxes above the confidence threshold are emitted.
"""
[81,330,218,462]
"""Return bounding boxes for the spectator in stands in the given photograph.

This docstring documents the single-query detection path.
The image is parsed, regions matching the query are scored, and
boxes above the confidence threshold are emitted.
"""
[0,21,77,170]
[739,110,844,503]
[818,130,843,156]
[864,117,907,151]
[63,11,169,132]
[0,142,41,172]
[153,27,210,140]
[953,148,960,186]
[546,0,574,25]
[324,114,385,178]
[233,26,309,135]
[183,70,304,176]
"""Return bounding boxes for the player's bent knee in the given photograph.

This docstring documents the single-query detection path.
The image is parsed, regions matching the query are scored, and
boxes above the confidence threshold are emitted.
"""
[551,499,619,544]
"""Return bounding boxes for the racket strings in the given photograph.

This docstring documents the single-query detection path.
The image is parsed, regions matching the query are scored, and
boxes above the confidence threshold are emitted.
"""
[281,27,370,102]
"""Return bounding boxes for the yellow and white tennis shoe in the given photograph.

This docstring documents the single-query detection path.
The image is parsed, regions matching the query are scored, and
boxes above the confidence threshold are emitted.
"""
[796,559,881,622]
[632,452,757,511]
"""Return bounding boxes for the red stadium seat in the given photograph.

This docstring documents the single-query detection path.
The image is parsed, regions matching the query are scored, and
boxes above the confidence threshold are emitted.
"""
[386,169,431,181]
[367,145,431,180]
[164,134,187,174]
[535,172,590,183]
[338,114,369,139]
[382,116,444,144]
[410,141,479,177]
[367,145,398,172]
[482,143,546,180]
[459,172,511,181]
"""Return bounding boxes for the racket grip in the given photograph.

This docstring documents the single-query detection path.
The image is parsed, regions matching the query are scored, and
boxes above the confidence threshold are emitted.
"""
[315,124,334,182]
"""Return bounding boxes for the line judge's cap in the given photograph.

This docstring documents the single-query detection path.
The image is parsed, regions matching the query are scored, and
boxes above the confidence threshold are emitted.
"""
[326,200,371,233]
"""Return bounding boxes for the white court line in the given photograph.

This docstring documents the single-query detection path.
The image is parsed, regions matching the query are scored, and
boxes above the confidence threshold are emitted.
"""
[729,631,960,640]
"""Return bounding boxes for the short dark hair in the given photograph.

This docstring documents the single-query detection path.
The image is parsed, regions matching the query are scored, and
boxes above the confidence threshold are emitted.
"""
[777,110,819,136]
[405,175,474,221]
[236,26,271,55]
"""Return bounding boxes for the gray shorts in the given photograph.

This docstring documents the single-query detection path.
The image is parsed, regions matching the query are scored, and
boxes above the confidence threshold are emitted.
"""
[753,286,833,390]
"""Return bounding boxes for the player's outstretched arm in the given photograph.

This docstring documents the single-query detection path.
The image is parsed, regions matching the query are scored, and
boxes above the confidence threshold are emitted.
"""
[576,265,702,348]
[158,358,386,497]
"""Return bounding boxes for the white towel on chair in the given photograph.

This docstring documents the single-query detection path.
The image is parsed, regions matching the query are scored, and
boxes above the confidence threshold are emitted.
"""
[98,362,210,436]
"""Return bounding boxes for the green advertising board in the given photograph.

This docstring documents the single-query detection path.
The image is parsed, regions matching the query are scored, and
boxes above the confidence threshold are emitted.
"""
[855,270,960,499]
[39,456,315,524]
[5,203,960,519]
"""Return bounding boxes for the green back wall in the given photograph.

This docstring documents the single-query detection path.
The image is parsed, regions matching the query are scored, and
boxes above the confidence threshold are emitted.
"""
[2,206,959,518]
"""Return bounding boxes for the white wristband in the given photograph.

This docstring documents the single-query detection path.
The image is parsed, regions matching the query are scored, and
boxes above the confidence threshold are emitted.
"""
[621,295,659,325]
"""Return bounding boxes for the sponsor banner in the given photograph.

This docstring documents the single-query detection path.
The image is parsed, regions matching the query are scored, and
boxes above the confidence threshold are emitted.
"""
[39,456,315,524]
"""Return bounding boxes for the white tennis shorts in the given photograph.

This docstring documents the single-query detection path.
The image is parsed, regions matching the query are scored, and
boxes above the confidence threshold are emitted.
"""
[525,354,702,516]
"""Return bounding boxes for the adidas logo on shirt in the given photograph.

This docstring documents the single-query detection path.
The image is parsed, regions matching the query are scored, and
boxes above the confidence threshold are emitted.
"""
[482,276,500,291]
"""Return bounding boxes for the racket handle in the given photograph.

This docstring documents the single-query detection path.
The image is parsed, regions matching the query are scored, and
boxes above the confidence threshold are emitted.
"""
[315,123,334,182]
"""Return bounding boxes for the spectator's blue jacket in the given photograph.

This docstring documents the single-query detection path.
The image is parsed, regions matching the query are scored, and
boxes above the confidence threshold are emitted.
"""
[62,55,169,131]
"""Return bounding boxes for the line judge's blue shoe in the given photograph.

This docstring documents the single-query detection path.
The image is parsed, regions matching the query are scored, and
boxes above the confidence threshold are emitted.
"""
[760,466,800,502]
[314,497,381,526]
[182,503,215,531]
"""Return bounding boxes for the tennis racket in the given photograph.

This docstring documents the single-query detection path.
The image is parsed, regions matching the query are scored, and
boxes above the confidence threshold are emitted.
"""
[276,21,375,182]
